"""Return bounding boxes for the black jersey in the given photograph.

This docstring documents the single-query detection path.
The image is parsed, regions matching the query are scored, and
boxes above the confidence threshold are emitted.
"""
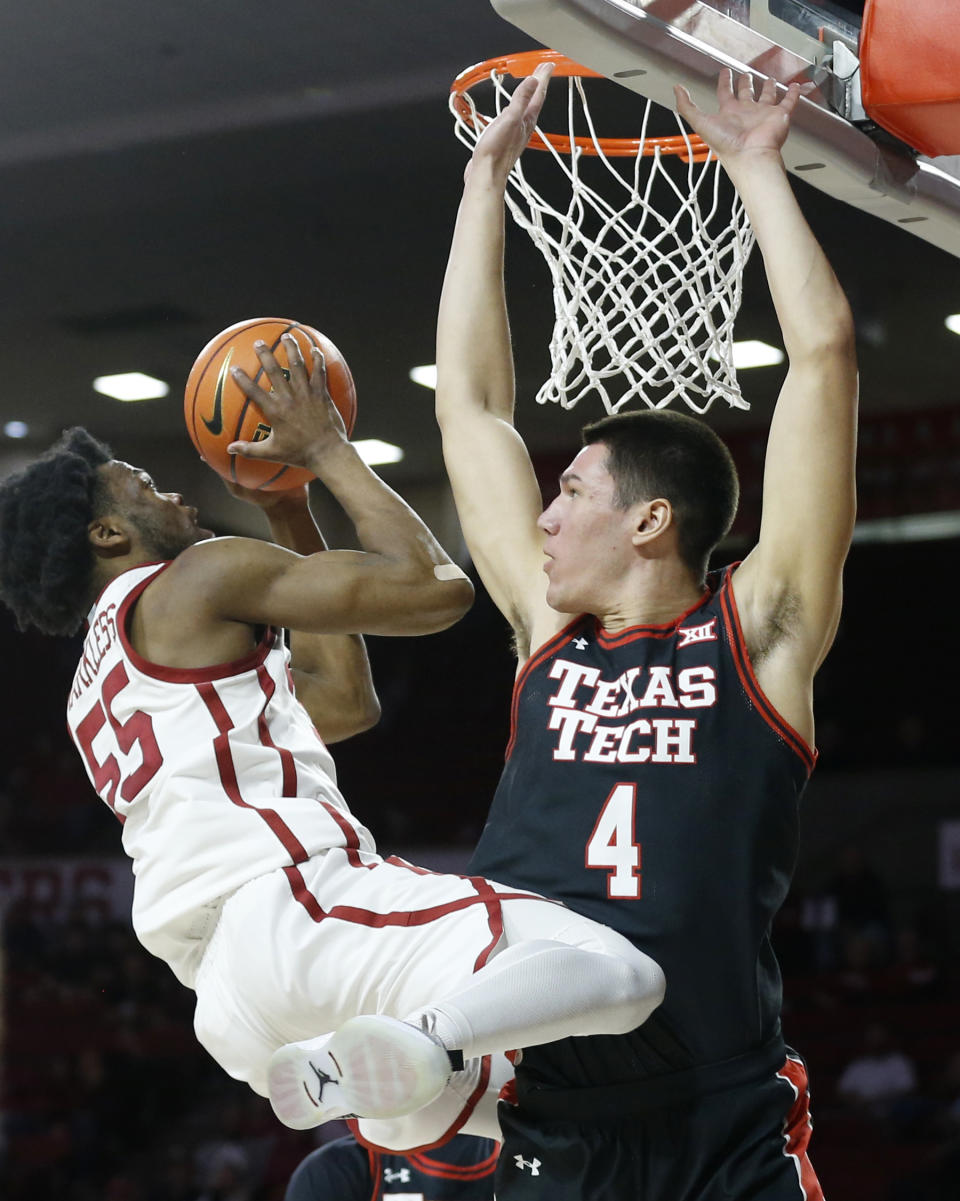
[469,566,813,1087]
[284,1134,498,1201]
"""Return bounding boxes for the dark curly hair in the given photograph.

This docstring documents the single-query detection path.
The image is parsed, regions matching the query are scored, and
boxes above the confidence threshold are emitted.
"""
[582,409,739,583]
[0,427,113,636]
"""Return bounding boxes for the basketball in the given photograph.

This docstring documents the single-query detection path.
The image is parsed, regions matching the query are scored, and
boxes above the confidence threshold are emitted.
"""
[184,317,358,491]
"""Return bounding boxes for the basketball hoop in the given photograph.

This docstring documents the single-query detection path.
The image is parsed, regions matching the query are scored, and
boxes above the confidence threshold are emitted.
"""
[449,49,755,415]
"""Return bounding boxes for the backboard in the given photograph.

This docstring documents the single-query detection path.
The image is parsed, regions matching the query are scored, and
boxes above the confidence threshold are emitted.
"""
[490,0,960,259]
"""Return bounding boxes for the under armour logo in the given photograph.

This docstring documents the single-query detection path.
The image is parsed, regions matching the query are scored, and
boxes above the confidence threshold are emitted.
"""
[383,1167,412,1184]
[677,619,717,648]
[514,1154,541,1176]
[572,636,589,650]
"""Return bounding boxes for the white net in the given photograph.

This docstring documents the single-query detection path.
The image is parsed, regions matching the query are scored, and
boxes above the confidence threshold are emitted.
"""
[450,66,756,414]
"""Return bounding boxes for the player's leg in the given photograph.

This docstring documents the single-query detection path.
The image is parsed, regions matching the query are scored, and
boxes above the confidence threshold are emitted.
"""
[402,896,664,1060]
[217,857,661,1132]
[353,901,664,1152]
[352,902,662,1153]
[268,883,664,1134]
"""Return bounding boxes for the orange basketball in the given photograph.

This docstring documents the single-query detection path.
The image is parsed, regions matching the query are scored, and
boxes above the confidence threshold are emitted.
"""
[184,317,358,491]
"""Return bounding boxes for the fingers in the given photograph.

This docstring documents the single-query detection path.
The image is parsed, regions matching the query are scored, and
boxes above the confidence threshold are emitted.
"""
[226,434,274,459]
[226,339,296,455]
[504,61,552,129]
[511,72,547,132]
[308,344,328,392]
[735,72,780,104]
[779,80,811,119]
[230,362,274,412]
[530,60,554,109]
[264,333,309,392]
[523,61,553,96]
[308,346,347,435]
[726,69,810,111]
[673,83,699,124]
[508,72,540,112]
[524,87,548,131]
[282,332,308,382]
[251,339,289,395]
[231,334,308,409]
[224,334,344,462]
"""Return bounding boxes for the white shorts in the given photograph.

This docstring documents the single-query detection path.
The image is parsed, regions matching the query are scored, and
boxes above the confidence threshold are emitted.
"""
[193,847,556,1147]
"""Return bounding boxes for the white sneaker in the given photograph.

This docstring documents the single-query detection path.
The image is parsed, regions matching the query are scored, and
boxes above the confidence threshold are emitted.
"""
[267,1015,453,1131]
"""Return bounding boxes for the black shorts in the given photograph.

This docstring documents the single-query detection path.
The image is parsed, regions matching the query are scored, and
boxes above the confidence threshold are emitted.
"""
[494,1051,822,1201]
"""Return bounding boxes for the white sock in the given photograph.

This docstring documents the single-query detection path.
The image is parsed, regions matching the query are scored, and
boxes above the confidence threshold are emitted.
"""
[405,938,664,1061]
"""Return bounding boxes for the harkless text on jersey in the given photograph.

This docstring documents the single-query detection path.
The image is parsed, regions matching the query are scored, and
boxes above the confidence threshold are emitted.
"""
[68,603,118,709]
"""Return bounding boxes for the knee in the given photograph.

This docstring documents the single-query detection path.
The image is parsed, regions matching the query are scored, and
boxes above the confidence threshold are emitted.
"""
[605,955,666,1033]
[637,957,666,1018]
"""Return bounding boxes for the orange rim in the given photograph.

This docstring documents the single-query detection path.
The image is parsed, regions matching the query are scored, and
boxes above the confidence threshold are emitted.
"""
[451,49,711,161]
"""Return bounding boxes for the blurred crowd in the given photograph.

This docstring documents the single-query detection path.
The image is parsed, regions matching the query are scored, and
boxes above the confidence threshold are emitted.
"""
[1,843,958,1200]
[776,849,960,1200]
[1,901,327,1201]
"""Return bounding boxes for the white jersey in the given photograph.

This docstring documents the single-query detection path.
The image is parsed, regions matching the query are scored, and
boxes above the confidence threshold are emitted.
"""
[65,561,376,987]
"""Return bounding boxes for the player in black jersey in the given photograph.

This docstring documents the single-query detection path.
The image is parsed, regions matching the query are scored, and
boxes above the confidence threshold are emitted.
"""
[285,1133,497,1201]
[436,65,858,1200]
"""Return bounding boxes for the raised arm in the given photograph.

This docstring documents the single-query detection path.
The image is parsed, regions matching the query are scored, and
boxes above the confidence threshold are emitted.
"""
[223,481,380,744]
[676,72,858,742]
[153,335,473,667]
[435,64,561,657]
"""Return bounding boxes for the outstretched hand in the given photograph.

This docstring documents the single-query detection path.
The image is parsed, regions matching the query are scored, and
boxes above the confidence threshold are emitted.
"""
[227,334,348,467]
[467,61,554,183]
[675,68,813,160]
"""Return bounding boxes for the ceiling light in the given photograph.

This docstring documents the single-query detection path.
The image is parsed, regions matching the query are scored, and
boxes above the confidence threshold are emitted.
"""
[732,341,785,369]
[945,314,960,335]
[354,438,404,466]
[3,420,29,439]
[409,364,437,390]
[93,372,170,401]
[852,511,960,543]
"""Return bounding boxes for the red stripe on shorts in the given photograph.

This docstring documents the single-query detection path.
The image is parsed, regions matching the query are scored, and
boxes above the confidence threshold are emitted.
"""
[282,863,531,929]
[469,875,505,972]
[777,1056,824,1201]
[363,1145,381,1201]
[407,1141,499,1179]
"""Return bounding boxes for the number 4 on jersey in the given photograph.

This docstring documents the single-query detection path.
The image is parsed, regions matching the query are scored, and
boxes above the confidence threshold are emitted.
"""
[585,783,642,899]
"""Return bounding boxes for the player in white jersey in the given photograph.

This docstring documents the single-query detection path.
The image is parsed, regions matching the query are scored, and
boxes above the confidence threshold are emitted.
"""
[0,334,665,1152]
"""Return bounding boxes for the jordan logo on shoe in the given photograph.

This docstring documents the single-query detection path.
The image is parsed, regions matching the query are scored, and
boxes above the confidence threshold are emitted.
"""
[307,1058,338,1107]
